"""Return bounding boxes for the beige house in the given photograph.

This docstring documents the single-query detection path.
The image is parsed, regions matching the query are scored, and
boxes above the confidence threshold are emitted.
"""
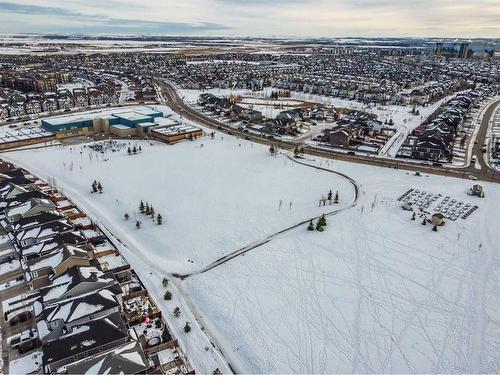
[5,198,56,223]
[25,245,90,289]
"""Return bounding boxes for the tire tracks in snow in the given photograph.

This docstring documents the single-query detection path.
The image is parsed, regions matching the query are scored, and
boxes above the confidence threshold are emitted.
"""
[173,155,360,280]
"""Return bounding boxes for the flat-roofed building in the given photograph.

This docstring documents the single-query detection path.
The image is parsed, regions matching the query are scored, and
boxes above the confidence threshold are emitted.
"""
[109,124,137,137]
[136,122,158,137]
[151,124,203,144]
[41,115,96,134]
[112,112,153,127]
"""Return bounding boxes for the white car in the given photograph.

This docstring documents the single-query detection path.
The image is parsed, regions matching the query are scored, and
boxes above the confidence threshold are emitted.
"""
[8,329,38,349]
[468,175,478,180]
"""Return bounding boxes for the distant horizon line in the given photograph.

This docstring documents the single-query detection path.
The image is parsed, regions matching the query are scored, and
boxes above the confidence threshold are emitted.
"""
[0,33,498,41]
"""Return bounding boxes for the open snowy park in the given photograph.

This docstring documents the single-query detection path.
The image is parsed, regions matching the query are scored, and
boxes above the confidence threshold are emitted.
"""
[4,129,500,373]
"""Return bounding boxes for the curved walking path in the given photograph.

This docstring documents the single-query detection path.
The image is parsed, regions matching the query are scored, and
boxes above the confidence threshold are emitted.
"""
[173,154,360,279]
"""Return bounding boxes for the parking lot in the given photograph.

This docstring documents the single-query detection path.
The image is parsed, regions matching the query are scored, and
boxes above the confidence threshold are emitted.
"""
[398,188,478,221]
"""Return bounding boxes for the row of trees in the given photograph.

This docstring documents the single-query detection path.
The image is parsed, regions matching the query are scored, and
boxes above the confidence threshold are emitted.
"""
[91,180,103,194]
[269,90,291,99]
[124,200,164,227]
[127,145,142,155]
[161,278,191,333]
[294,145,304,158]
[139,200,163,225]
[308,214,327,232]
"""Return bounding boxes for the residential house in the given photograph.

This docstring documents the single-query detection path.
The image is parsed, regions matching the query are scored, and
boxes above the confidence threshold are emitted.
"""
[42,312,129,373]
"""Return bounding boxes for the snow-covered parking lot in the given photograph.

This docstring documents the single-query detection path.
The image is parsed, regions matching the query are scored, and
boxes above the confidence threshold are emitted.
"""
[3,127,499,374]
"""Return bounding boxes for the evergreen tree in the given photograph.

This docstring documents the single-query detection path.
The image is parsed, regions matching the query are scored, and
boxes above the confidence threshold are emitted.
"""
[127,147,131,155]
[138,145,142,152]
[432,225,437,232]
[327,190,333,201]
[91,180,98,193]
[162,277,169,287]
[157,213,163,225]
[334,190,339,204]
[132,145,137,154]
[307,219,314,231]
[124,213,129,220]
[184,322,191,333]
[164,291,172,300]
[389,118,394,126]
[145,203,150,215]
[269,144,275,155]
[316,220,324,232]
[150,206,155,218]
[173,307,181,317]
[422,218,427,225]
[97,182,103,193]
[318,214,327,227]
[136,220,141,229]
[139,200,145,213]
[294,146,300,157]
[411,212,415,221]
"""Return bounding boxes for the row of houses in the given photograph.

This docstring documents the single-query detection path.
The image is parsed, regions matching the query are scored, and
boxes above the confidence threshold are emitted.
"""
[0,87,119,121]
[317,111,397,153]
[171,53,498,107]
[198,93,335,136]
[0,161,195,374]
[397,88,490,161]
[197,93,263,123]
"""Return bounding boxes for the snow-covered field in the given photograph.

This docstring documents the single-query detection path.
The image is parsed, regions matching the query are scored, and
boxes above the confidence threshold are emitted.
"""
[3,124,499,373]
[182,158,500,373]
[4,137,352,276]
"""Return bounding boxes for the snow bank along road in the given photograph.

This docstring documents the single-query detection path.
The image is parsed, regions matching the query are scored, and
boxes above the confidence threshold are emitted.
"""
[157,79,500,183]
[173,154,360,279]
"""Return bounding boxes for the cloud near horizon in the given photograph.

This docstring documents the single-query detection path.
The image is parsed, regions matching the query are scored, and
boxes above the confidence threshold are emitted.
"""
[0,0,498,37]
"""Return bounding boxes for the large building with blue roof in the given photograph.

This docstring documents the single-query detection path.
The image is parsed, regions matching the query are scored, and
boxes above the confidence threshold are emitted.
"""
[41,107,163,134]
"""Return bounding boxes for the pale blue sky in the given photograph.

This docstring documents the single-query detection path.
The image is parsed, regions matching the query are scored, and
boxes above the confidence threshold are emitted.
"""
[0,0,498,37]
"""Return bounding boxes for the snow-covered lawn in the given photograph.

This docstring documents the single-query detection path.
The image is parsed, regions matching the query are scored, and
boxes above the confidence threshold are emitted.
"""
[0,260,20,276]
[0,276,23,291]
[9,351,42,374]
[3,125,499,374]
[4,137,353,276]
[182,158,500,373]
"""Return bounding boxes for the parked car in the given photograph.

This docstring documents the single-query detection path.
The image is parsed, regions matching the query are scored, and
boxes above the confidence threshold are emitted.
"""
[8,311,32,326]
[468,175,478,180]
[9,330,38,349]
[18,339,40,354]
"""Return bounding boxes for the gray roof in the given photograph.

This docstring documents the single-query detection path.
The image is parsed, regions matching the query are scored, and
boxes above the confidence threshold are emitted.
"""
[66,340,148,375]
